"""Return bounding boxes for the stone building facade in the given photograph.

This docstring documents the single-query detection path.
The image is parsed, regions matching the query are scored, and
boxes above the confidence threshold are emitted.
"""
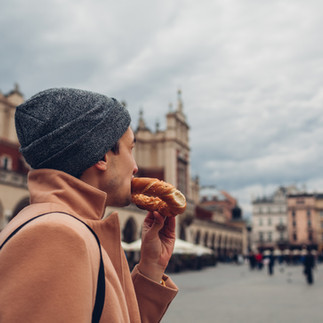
[252,185,323,252]
[315,194,323,252]
[0,85,29,228]
[132,90,198,240]
[251,186,298,251]
[287,193,320,250]
[196,187,247,257]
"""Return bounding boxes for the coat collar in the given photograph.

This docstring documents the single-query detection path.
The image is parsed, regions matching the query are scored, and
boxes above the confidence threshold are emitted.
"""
[24,169,128,296]
[28,169,107,220]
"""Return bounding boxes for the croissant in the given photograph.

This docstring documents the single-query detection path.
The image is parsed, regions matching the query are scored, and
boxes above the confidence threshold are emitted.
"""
[131,177,187,217]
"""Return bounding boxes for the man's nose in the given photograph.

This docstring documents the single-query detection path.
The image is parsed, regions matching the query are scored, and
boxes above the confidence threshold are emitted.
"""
[133,162,138,175]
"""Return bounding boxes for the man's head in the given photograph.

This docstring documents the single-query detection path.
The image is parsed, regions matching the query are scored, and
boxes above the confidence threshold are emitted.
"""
[84,126,138,207]
[15,88,131,178]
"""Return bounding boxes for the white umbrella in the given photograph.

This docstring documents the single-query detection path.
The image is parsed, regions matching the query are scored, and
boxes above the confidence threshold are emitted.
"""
[126,239,142,251]
[292,249,300,255]
[273,249,281,256]
[192,244,214,256]
[121,241,131,251]
[173,239,198,254]
[126,238,213,255]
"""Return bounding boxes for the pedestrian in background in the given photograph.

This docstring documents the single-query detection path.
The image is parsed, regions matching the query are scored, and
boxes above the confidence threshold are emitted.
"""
[303,249,315,285]
[255,251,264,270]
[267,251,275,276]
[248,251,256,270]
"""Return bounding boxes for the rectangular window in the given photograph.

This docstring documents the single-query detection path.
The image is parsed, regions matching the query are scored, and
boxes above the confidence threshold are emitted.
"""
[293,233,297,241]
[177,157,187,196]
[268,232,272,242]
[268,218,272,226]
[259,232,264,242]
[0,155,13,170]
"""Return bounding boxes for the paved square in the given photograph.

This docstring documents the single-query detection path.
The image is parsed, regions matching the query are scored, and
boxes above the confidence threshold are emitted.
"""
[163,263,323,323]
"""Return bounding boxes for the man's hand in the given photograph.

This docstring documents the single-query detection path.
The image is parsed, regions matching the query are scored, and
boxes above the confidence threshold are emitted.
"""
[137,211,176,283]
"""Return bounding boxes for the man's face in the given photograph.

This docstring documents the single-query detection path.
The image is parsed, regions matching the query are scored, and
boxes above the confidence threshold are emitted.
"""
[103,127,138,207]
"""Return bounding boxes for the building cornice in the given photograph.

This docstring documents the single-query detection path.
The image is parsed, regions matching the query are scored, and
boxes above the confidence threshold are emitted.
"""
[135,136,190,151]
[0,169,27,189]
[193,218,242,233]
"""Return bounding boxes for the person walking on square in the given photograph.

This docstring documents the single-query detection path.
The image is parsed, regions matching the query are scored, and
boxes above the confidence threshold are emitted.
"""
[255,251,264,270]
[303,249,315,285]
[0,88,178,322]
[267,251,275,276]
[248,251,257,270]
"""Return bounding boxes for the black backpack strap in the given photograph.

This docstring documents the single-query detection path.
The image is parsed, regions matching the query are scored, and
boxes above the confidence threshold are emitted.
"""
[0,212,105,323]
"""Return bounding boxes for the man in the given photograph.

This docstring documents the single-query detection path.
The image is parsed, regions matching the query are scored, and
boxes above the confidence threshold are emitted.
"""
[0,88,178,322]
[303,249,315,285]
[267,251,275,276]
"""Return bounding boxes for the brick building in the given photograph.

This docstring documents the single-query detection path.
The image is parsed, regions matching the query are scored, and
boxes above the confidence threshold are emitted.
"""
[287,193,320,250]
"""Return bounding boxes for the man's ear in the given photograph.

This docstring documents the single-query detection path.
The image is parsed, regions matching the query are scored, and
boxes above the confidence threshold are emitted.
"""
[94,155,108,171]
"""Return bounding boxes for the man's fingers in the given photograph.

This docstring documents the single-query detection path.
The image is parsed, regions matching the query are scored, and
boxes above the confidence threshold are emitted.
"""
[164,215,176,231]
[147,212,165,234]
[143,211,155,226]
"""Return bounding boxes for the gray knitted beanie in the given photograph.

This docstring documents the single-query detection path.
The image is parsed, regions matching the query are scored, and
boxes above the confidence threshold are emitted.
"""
[15,88,131,178]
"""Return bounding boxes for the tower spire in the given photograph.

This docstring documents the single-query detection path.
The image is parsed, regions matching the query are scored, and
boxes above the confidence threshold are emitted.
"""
[137,108,147,130]
[177,89,183,113]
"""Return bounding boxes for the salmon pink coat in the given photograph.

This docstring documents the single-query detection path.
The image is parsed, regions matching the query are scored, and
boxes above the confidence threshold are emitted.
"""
[0,169,178,322]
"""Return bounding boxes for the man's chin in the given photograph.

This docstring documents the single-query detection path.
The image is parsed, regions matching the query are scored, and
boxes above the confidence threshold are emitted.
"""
[108,196,132,208]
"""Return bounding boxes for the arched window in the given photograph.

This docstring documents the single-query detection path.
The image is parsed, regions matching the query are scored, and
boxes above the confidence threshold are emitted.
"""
[203,231,209,247]
[122,217,137,243]
[195,230,201,244]
[218,235,222,259]
[211,233,216,249]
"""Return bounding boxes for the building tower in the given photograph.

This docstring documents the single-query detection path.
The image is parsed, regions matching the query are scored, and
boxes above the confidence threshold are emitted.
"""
[134,90,196,238]
[0,85,29,229]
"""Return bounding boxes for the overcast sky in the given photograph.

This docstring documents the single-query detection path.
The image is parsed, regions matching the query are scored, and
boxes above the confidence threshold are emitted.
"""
[1,0,323,218]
